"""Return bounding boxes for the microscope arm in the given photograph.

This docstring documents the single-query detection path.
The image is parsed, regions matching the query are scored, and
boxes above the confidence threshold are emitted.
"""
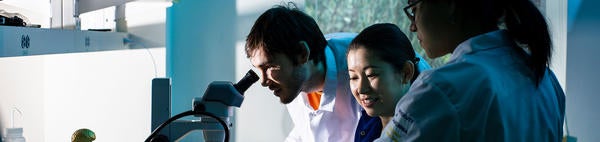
[144,110,229,142]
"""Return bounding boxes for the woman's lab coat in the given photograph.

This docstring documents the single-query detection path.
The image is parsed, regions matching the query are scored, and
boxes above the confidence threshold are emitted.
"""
[285,33,361,142]
[376,30,565,142]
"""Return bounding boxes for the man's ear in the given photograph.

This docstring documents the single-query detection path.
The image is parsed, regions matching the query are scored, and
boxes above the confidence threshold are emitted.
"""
[296,41,311,64]
[400,61,415,84]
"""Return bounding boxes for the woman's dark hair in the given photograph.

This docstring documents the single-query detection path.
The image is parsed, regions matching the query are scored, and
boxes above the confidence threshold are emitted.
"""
[348,23,420,83]
[245,2,327,65]
[453,0,552,85]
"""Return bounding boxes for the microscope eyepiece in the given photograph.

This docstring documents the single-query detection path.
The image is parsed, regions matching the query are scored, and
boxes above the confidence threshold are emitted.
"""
[234,70,259,95]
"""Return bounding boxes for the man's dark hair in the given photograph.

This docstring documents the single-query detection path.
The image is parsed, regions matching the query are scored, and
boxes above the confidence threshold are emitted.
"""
[245,3,327,65]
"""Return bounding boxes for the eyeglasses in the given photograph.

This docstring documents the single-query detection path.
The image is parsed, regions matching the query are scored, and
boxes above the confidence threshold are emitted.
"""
[403,0,423,21]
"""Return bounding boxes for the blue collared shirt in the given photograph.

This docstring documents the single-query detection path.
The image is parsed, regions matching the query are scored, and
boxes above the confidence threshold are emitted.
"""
[355,110,382,142]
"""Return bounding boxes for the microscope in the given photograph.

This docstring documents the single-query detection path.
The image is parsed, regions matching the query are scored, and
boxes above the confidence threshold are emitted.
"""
[147,70,259,142]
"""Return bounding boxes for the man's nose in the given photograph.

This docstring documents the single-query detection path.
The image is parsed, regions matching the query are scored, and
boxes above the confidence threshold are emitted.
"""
[260,72,270,87]
[410,22,417,32]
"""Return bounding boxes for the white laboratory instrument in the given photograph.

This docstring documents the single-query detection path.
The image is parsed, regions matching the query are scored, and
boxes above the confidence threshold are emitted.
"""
[148,70,259,142]
[0,26,128,57]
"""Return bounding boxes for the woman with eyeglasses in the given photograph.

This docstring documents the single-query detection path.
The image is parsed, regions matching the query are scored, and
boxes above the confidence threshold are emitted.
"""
[376,0,566,141]
[347,23,430,142]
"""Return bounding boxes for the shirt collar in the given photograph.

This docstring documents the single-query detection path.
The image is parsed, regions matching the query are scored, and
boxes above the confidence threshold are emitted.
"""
[449,30,512,62]
[316,45,337,112]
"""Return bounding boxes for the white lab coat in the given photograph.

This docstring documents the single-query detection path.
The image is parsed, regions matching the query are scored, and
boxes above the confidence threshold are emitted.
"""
[376,30,565,142]
[285,33,361,142]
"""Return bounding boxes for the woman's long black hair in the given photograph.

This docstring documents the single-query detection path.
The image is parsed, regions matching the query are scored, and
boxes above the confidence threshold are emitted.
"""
[454,0,552,85]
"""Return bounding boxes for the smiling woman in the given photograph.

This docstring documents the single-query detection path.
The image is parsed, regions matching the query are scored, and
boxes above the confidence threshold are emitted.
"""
[347,23,429,142]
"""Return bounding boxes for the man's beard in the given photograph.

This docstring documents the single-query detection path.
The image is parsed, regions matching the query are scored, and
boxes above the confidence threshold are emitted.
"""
[279,66,307,104]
